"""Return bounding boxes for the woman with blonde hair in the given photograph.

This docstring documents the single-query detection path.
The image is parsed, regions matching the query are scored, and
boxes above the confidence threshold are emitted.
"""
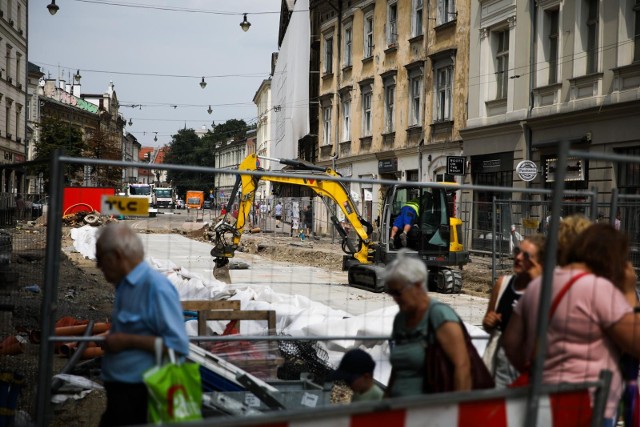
[504,224,640,426]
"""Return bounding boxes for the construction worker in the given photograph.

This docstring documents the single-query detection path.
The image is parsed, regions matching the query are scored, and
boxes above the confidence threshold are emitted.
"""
[389,199,420,249]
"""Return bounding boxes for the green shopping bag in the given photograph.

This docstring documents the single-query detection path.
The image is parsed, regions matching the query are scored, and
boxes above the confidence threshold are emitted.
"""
[143,344,202,424]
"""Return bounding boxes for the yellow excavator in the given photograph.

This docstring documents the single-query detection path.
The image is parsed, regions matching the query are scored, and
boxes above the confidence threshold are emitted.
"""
[210,154,469,293]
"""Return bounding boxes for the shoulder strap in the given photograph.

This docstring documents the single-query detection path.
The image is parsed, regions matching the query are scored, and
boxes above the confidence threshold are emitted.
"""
[548,272,590,320]
[493,275,512,310]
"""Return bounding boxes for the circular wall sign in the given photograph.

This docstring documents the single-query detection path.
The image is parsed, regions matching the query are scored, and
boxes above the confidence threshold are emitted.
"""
[516,160,538,182]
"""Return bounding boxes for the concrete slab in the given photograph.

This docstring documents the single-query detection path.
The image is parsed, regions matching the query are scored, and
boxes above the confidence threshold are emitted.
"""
[138,234,488,326]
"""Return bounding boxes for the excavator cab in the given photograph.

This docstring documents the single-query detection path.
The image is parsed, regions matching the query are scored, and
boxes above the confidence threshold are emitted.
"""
[368,184,468,293]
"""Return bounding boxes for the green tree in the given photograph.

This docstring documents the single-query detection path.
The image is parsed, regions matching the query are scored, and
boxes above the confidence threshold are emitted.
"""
[165,128,215,197]
[211,119,248,143]
[85,127,122,188]
[33,116,86,191]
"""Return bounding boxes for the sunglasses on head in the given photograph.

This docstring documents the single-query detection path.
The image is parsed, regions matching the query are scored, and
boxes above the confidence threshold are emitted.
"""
[513,247,531,260]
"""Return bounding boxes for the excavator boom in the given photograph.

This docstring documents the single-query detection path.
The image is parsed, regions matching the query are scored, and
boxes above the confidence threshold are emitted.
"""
[211,154,373,266]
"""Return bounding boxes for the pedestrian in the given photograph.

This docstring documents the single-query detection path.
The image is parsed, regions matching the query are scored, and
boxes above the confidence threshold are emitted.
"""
[15,194,25,221]
[302,205,313,239]
[389,199,420,249]
[482,234,545,387]
[503,224,640,425]
[95,222,190,426]
[329,348,384,402]
[274,201,283,228]
[385,249,473,397]
[556,214,592,266]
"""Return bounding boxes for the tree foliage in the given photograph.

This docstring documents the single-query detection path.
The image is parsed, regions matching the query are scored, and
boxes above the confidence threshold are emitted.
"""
[32,116,86,190]
[85,127,122,188]
[165,120,249,198]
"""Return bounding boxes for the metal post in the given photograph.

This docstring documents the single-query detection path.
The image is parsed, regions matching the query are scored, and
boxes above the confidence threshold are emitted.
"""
[491,196,497,286]
[525,139,570,427]
[35,150,65,426]
[590,186,598,221]
[610,187,619,228]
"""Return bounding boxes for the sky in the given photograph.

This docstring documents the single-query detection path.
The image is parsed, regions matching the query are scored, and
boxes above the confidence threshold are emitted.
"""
[29,0,282,148]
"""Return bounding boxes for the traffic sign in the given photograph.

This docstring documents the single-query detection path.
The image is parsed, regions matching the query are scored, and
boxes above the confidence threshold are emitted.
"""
[101,196,149,216]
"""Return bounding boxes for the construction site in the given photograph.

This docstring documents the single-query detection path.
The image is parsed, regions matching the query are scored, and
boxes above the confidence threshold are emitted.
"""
[0,143,637,426]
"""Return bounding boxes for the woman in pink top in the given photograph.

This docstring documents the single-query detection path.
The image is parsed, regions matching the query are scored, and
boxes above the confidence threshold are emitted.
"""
[503,224,640,425]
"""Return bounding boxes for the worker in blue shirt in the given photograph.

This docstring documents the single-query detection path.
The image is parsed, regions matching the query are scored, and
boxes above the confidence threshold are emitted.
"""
[96,223,190,426]
[390,200,420,249]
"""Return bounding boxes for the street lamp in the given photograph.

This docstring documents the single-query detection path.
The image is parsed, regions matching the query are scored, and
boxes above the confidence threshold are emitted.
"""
[74,70,81,83]
[47,0,59,15]
[128,118,133,126]
[200,77,207,89]
[153,132,158,142]
[240,13,251,32]
[207,105,213,114]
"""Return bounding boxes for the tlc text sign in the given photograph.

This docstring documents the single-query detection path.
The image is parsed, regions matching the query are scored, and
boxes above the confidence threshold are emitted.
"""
[101,196,149,216]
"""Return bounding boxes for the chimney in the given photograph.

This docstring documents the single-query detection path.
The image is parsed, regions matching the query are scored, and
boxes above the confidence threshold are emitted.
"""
[59,79,65,90]
[72,83,81,97]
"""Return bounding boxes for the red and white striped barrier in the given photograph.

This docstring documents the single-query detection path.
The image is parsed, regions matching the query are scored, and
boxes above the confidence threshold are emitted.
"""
[225,390,592,427]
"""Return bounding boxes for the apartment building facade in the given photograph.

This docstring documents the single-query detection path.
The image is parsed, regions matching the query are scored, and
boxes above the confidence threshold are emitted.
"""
[0,0,27,194]
[461,0,640,246]
[311,0,470,222]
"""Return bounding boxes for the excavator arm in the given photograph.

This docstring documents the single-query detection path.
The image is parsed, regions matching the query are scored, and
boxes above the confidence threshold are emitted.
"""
[211,154,374,267]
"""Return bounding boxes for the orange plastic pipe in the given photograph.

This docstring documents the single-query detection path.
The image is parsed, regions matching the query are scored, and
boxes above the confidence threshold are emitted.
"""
[55,323,110,336]
[79,347,104,359]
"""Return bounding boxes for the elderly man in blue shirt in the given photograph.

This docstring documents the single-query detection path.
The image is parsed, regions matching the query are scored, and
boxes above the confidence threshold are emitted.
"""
[96,222,190,426]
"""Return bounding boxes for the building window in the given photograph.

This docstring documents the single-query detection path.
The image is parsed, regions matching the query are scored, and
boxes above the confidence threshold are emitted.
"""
[387,1,398,47]
[362,87,373,136]
[323,106,332,146]
[15,52,21,88]
[635,0,640,62]
[412,0,424,37]
[438,0,456,25]
[364,13,374,58]
[585,0,599,74]
[435,66,452,122]
[546,9,559,84]
[409,71,423,126]
[383,76,396,132]
[495,29,510,99]
[342,99,351,141]
[343,25,352,67]
[324,35,333,74]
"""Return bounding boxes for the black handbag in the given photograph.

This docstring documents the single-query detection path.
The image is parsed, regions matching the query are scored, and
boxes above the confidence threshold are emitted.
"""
[423,302,495,393]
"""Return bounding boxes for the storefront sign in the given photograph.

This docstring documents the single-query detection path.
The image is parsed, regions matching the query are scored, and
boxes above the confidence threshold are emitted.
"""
[516,160,538,182]
[447,156,466,175]
[378,158,398,174]
[545,158,585,182]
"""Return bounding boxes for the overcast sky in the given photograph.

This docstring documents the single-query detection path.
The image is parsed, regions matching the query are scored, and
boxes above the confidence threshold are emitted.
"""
[29,0,281,148]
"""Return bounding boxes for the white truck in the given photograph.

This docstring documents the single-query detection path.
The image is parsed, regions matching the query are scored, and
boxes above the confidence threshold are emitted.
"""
[153,187,174,209]
[126,183,158,217]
